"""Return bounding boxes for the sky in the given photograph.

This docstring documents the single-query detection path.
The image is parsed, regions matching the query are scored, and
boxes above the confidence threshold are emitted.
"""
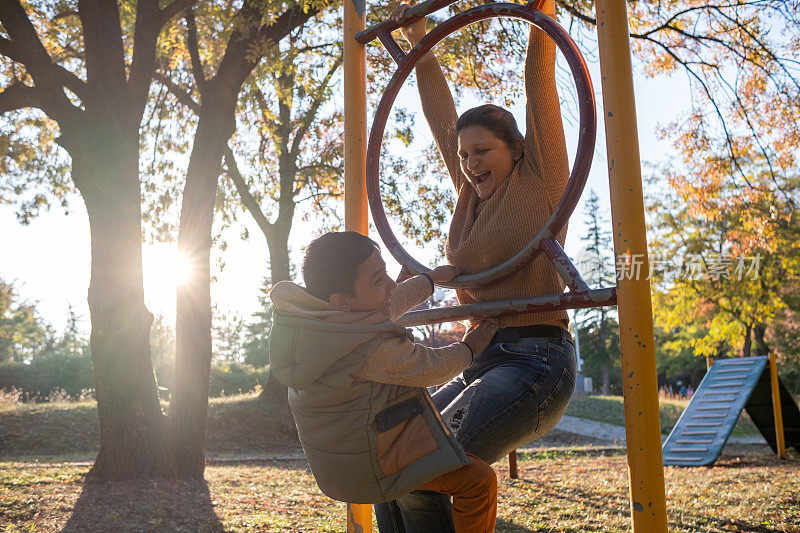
[0,24,690,335]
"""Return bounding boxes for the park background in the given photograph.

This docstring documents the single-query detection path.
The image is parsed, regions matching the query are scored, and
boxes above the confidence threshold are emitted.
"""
[1,1,799,531]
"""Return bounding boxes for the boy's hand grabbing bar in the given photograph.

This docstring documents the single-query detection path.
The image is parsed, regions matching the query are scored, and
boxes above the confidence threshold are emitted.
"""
[461,319,499,358]
[398,264,461,290]
[421,265,460,292]
[428,265,460,284]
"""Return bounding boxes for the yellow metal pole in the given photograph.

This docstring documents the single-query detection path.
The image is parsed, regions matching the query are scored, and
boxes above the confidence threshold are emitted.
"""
[345,0,369,233]
[348,502,372,533]
[594,1,667,531]
[768,352,786,459]
[344,0,371,530]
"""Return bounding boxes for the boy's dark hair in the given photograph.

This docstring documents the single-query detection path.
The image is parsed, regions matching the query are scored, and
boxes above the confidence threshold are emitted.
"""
[456,103,524,149]
[303,231,380,301]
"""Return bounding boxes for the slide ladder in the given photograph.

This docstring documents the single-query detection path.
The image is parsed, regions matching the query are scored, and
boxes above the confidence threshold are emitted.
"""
[663,356,800,466]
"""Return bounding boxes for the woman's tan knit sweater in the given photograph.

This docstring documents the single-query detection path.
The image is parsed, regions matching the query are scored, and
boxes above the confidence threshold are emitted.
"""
[415,24,570,328]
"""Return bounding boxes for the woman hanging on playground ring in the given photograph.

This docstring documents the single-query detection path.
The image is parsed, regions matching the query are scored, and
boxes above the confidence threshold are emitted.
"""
[375,0,576,530]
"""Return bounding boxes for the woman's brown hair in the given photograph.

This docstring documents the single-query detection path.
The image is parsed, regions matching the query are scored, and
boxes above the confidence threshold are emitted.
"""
[456,104,524,149]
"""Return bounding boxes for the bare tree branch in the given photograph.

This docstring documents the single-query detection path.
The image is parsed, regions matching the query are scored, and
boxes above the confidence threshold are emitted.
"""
[0,0,76,120]
[153,71,200,113]
[128,0,200,116]
[711,6,800,90]
[557,1,799,92]
[184,8,207,94]
[290,55,343,159]
[158,0,199,27]
[223,144,276,240]
[0,82,44,114]
[0,36,88,101]
[128,0,164,115]
[633,34,757,191]
[52,9,78,21]
[212,1,321,94]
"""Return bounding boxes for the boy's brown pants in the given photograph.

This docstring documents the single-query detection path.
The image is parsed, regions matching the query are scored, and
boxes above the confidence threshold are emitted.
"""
[417,453,497,533]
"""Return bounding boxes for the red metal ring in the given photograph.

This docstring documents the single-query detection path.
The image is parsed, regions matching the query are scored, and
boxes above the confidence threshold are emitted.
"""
[367,2,596,289]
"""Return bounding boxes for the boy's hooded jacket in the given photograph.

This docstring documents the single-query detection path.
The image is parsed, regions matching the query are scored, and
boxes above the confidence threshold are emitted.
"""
[269,276,472,504]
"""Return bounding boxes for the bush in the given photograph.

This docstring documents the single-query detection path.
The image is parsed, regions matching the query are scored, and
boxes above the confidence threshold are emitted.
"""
[0,348,269,400]
[208,362,269,397]
[0,351,94,400]
[0,386,23,406]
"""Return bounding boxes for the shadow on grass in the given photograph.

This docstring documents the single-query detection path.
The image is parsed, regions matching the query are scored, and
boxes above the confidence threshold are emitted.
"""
[509,476,631,521]
[495,517,538,532]
[62,477,224,532]
[208,457,310,473]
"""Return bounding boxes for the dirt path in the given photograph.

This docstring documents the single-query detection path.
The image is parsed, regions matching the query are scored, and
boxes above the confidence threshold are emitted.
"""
[540,415,768,446]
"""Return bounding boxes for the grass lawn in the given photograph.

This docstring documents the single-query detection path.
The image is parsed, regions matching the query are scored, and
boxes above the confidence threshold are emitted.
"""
[0,393,301,461]
[565,395,761,437]
[2,451,798,532]
[2,392,797,531]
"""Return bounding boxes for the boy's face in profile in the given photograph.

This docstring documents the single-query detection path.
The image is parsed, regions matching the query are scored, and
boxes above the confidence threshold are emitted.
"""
[331,249,397,315]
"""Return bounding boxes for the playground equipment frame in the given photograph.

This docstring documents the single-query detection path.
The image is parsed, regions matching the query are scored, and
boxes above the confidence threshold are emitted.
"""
[344,0,668,530]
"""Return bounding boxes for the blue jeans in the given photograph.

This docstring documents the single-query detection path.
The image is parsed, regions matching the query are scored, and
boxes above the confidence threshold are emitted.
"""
[374,336,576,532]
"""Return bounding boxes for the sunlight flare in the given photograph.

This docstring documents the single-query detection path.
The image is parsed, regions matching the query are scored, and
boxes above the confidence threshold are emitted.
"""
[142,243,194,318]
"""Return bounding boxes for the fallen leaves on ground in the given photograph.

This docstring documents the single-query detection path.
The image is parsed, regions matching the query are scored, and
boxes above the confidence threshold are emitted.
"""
[2,451,798,532]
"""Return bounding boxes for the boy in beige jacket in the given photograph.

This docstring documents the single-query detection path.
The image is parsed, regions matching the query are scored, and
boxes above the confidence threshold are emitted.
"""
[269,231,499,532]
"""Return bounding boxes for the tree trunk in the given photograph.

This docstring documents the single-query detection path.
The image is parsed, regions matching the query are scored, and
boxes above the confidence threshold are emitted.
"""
[753,323,769,356]
[260,228,292,406]
[169,0,317,459]
[742,323,752,358]
[67,129,172,481]
[599,310,609,395]
[171,97,237,478]
[267,232,291,284]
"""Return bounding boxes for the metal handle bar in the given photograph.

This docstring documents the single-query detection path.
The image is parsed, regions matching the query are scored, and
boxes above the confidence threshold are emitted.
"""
[356,0,459,44]
[396,287,617,326]
[356,0,547,44]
